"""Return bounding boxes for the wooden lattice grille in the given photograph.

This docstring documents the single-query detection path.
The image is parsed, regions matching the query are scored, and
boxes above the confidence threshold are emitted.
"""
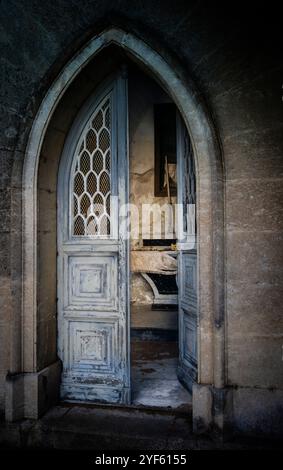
[72,96,111,236]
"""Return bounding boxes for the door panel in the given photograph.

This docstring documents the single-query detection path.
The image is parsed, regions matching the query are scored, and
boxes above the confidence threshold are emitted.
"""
[57,73,130,404]
[65,253,118,310]
[177,114,198,391]
[180,253,197,312]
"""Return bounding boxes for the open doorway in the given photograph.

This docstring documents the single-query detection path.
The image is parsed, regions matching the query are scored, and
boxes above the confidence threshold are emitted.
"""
[22,29,223,423]
[128,64,194,410]
[56,48,197,408]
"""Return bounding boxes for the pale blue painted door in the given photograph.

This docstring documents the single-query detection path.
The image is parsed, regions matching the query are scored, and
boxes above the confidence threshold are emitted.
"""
[57,73,130,404]
[177,115,198,391]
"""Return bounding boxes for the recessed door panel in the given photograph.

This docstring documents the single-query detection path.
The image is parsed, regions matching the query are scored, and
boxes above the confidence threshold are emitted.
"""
[65,254,118,310]
[68,319,118,373]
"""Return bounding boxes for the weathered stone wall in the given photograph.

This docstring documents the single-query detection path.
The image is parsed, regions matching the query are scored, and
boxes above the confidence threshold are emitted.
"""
[0,1,282,435]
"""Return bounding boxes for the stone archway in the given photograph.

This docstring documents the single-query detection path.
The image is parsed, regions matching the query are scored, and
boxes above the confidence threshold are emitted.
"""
[9,28,224,429]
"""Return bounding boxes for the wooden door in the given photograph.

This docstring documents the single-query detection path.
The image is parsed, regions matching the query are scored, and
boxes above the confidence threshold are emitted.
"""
[176,114,198,391]
[57,72,130,404]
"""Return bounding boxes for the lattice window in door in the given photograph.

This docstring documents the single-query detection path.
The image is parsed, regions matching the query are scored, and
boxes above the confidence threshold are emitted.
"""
[72,96,112,237]
[184,134,196,206]
[183,131,196,235]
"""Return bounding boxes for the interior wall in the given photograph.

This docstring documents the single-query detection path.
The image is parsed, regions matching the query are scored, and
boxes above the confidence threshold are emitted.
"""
[128,67,176,305]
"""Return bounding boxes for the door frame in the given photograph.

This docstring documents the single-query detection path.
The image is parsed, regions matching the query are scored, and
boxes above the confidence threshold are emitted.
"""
[17,27,224,426]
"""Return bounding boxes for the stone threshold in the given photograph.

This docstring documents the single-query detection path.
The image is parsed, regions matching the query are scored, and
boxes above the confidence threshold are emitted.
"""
[59,400,192,416]
[0,403,281,450]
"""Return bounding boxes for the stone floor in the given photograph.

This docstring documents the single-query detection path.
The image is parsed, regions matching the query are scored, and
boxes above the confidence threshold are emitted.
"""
[131,303,191,410]
[131,341,191,410]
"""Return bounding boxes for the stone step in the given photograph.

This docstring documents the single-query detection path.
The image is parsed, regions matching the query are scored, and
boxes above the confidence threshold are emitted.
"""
[1,404,280,450]
[1,405,195,450]
[131,305,178,330]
